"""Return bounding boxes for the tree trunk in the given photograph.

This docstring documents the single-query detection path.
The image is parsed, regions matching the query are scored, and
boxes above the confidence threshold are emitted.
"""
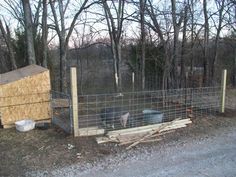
[140,0,146,90]
[102,0,124,92]
[203,0,209,86]
[211,0,225,83]
[180,4,188,88]
[171,0,183,88]
[59,40,68,93]
[0,19,17,69]
[22,0,36,64]
[117,42,122,92]
[234,49,236,87]
[112,39,119,92]
[42,0,48,67]
[190,0,194,88]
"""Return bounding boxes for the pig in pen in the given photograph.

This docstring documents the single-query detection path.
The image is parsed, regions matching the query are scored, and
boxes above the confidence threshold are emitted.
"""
[100,107,134,130]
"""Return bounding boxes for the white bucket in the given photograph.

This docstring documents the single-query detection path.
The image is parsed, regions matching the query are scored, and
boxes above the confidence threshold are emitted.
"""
[15,120,35,132]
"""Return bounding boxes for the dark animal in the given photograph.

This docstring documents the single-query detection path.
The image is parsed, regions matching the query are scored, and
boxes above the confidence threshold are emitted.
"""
[100,107,134,129]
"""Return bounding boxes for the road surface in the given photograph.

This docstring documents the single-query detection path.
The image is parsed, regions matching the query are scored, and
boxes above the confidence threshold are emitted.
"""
[29,127,236,177]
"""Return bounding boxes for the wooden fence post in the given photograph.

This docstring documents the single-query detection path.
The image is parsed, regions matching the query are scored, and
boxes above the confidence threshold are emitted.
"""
[70,67,79,137]
[132,72,135,91]
[220,69,227,113]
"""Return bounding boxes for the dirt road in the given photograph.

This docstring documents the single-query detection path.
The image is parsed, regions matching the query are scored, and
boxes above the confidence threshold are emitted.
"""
[29,122,236,177]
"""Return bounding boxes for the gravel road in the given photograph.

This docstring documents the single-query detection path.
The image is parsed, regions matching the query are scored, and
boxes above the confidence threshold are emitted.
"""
[28,125,236,177]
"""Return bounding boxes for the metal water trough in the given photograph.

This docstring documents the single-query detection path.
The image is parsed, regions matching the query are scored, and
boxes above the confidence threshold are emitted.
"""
[143,109,164,124]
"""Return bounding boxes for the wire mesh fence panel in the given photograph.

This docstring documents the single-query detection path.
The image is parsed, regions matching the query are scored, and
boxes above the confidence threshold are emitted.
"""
[77,87,221,136]
[226,89,236,110]
[51,91,72,133]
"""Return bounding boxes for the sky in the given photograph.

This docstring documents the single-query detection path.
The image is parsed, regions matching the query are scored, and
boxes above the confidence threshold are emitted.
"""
[0,0,234,49]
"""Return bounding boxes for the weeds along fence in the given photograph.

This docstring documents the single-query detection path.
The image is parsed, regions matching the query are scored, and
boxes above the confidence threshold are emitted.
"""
[76,87,221,136]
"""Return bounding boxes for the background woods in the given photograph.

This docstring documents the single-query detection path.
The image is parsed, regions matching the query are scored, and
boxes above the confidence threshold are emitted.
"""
[0,0,235,94]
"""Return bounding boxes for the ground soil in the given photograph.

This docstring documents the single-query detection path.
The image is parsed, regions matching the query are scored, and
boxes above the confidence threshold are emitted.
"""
[0,109,236,177]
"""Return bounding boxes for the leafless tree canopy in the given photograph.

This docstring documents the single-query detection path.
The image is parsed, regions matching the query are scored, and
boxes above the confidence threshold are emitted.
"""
[0,0,235,92]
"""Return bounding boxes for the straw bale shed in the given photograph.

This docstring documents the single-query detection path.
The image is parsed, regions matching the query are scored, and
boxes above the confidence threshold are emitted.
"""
[0,65,51,128]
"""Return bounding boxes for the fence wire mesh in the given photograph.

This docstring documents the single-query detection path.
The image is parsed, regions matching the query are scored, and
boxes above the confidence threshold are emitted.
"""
[77,87,221,136]
[51,91,72,133]
[226,89,236,110]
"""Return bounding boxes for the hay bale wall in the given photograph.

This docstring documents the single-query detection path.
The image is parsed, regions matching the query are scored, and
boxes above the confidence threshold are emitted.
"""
[0,65,51,126]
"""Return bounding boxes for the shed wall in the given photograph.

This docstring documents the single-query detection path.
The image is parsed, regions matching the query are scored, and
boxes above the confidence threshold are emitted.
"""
[0,70,51,126]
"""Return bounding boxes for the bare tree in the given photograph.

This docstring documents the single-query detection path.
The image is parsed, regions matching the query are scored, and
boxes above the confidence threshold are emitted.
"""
[41,0,48,67]
[102,0,125,92]
[171,0,184,88]
[22,0,36,64]
[140,0,146,90]
[203,0,209,85]
[49,0,94,92]
[0,18,17,69]
[146,0,171,90]
[180,1,189,88]
[211,0,226,81]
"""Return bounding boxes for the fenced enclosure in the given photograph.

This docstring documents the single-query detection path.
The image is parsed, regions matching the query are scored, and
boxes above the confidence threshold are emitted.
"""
[75,87,221,136]
[50,68,235,137]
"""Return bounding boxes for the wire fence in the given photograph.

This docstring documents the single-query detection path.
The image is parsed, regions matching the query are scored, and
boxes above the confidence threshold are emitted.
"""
[51,91,72,133]
[76,87,221,136]
[226,89,236,110]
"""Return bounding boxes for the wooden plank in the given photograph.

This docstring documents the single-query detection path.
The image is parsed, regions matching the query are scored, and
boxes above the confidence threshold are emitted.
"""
[70,67,79,137]
[126,120,183,149]
[220,69,227,113]
[96,137,119,144]
[79,129,105,136]
[51,99,70,108]
[107,119,191,137]
[126,124,168,150]
[3,124,15,129]
[79,127,105,136]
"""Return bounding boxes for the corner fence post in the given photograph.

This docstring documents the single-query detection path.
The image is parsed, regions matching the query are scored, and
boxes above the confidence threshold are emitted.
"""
[70,67,79,137]
[132,72,135,92]
[220,69,227,113]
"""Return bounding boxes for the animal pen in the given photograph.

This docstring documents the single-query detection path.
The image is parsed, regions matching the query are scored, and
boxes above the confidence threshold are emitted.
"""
[52,68,229,138]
